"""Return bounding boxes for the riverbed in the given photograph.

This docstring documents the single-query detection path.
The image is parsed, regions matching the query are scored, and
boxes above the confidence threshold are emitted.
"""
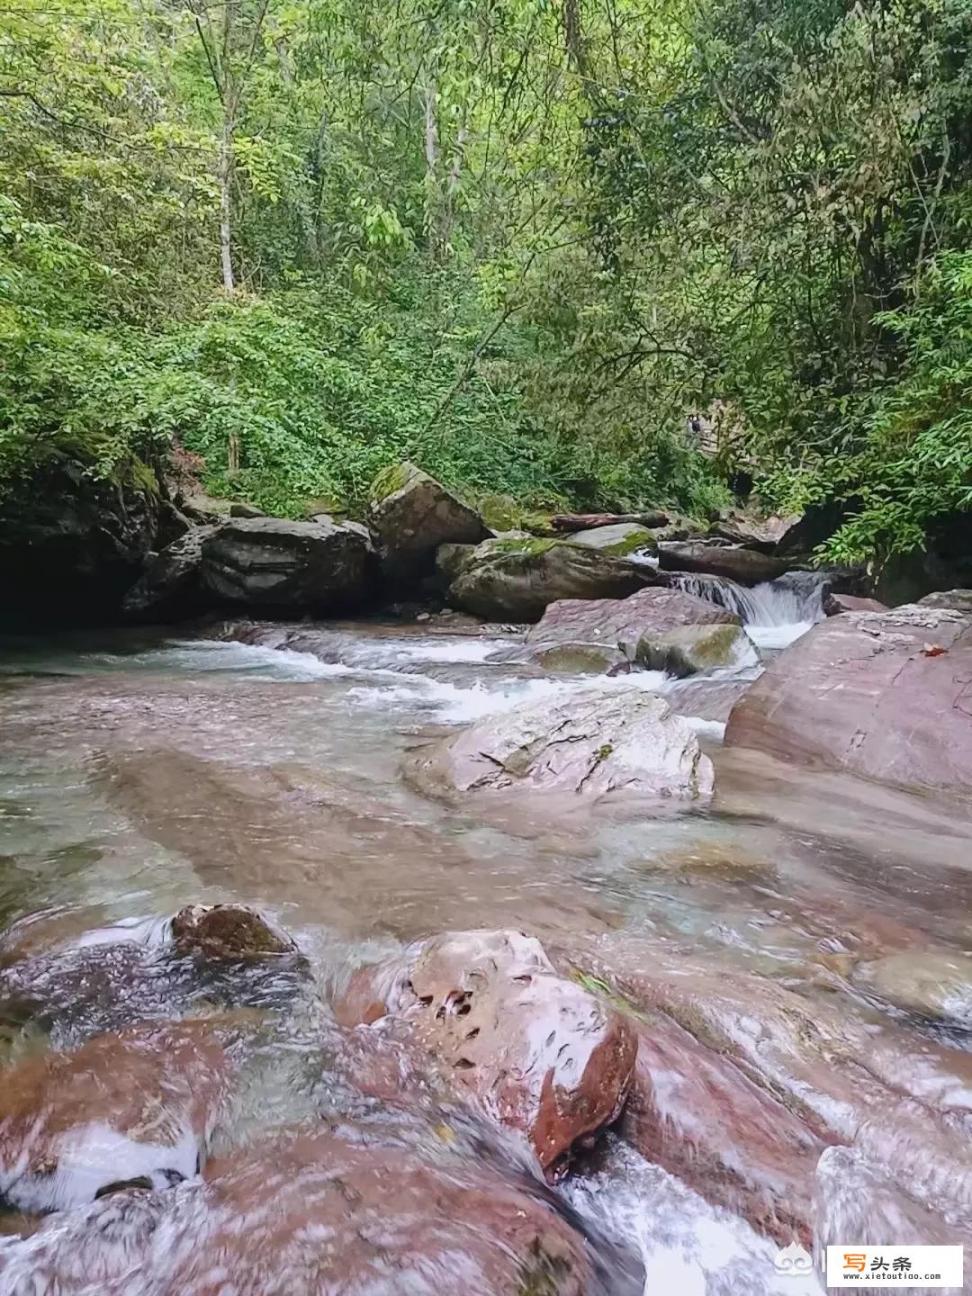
[1,619,970,1293]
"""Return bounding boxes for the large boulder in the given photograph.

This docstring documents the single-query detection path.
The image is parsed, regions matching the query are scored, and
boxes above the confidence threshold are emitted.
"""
[658,541,791,584]
[527,587,737,651]
[334,930,636,1174]
[199,516,373,612]
[0,453,170,626]
[406,684,714,801]
[509,587,740,675]
[724,603,972,796]
[635,622,758,677]
[0,1118,640,1296]
[567,522,655,556]
[0,1021,228,1212]
[123,525,215,620]
[367,462,488,578]
[447,538,659,622]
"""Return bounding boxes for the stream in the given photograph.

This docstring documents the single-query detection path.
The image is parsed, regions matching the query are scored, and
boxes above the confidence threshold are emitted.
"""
[0,601,970,1293]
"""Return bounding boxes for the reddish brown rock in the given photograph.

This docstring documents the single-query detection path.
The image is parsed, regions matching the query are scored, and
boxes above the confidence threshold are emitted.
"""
[522,586,739,666]
[620,1018,825,1245]
[0,1021,229,1212]
[0,1119,641,1295]
[585,942,972,1232]
[335,930,637,1173]
[725,603,972,797]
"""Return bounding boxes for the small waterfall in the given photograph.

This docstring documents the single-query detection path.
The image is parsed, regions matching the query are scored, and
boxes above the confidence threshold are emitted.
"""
[670,570,826,650]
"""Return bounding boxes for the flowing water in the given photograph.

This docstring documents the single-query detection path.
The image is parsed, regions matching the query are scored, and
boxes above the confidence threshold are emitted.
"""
[0,616,970,1294]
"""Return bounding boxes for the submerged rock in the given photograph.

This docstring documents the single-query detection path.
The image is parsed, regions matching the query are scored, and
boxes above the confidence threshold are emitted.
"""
[368,462,488,579]
[620,1017,823,1245]
[447,539,659,622]
[0,1022,228,1212]
[0,1117,641,1296]
[200,517,373,612]
[406,685,714,801]
[0,906,306,1040]
[635,623,758,677]
[724,603,972,797]
[335,930,636,1174]
[853,949,972,1027]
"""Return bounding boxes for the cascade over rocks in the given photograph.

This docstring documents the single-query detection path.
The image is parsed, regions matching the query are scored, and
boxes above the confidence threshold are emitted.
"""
[657,540,792,585]
[334,929,637,1173]
[367,461,489,579]
[445,538,661,622]
[0,1117,643,1296]
[724,602,972,796]
[0,905,308,1041]
[585,941,972,1246]
[405,684,714,801]
[199,516,373,611]
[620,1018,823,1245]
[0,1021,229,1213]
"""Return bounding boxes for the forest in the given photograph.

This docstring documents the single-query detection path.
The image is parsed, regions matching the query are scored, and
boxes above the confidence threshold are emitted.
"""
[2,0,971,567]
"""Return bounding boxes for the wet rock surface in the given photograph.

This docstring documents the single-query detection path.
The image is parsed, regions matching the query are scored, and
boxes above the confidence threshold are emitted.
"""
[635,622,758,677]
[406,685,714,801]
[0,1021,229,1212]
[852,949,972,1027]
[725,602,972,796]
[517,587,739,669]
[0,1117,642,1296]
[335,930,637,1173]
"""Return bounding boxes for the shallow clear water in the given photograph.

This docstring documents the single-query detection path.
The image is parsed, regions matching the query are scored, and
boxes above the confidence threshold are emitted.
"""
[1,622,970,1293]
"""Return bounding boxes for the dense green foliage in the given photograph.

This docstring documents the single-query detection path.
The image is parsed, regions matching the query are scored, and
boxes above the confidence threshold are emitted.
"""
[2,0,970,557]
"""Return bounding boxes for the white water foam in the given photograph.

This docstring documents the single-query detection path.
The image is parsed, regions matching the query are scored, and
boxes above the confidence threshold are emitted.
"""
[348,669,673,723]
[670,573,825,652]
[564,1139,824,1296]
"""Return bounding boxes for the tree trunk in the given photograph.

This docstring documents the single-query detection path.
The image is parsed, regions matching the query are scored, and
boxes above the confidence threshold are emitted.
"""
[218,112,235,292]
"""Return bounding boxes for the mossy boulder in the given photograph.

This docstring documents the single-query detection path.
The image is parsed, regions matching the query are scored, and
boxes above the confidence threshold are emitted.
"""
[635,623,758,677]
[368,461,488,580]
[447,538,659,622]
[568,523,656,557]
